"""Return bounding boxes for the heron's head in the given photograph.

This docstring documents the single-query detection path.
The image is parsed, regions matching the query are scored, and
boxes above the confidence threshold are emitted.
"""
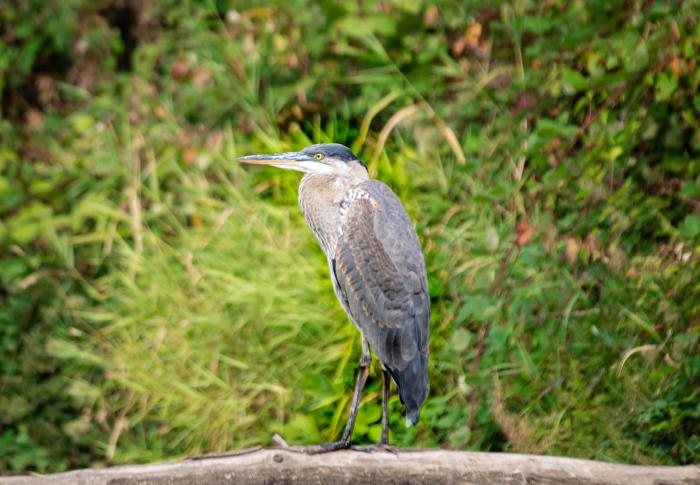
[237,143,367,176]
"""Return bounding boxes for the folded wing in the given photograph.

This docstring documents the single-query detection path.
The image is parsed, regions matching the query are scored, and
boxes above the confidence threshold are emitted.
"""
[332,181,429,423]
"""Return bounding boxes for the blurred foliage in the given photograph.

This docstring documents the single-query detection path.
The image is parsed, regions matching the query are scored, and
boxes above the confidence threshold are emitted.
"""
[1,0,699,474]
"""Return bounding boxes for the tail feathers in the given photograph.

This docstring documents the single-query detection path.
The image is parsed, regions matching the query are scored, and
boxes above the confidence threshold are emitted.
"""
[387,354,429,427]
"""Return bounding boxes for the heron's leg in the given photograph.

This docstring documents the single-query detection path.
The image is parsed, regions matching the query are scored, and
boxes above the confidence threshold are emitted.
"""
[348,368,396,453]
[302,337,371,454]
[380,368,390,445]
[339,337,371,443]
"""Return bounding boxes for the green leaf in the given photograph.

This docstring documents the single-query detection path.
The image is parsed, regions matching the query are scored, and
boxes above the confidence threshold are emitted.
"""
[334,15,398,38]
[679,180,700,198]
[456,295,501,323]
[625,43,649,73]
[447,426,471,448]
[282,414,321,443]
[522,15,553,34]
[679,215,700,241]
[483,227,499,253]
[449,328,473,354]
[389,0,421,14]
[562,68,590,92]
[655,72,678,102]
[367,424,383,443]
[607,146,623,161]
[537,118,579,140]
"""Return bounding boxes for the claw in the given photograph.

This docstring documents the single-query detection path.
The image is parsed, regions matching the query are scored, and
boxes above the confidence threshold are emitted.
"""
[350,443,397,455]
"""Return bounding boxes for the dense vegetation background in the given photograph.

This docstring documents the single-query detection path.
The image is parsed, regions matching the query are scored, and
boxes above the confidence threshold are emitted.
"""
[1,0,699,474]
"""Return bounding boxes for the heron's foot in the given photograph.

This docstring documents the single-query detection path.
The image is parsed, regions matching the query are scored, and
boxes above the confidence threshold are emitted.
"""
[299,439,352,455]
[271,433,352,454]
[350,443,397,454]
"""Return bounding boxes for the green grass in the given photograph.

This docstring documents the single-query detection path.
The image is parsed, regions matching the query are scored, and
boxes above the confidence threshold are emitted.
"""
[66,163,360,455]
[1,0,699,473]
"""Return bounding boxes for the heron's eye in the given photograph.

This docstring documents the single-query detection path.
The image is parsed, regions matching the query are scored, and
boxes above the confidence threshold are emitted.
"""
[314,153,324,160]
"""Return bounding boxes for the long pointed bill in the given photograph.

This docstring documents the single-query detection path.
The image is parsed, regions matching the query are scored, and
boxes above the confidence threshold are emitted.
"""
[237,151,328,173]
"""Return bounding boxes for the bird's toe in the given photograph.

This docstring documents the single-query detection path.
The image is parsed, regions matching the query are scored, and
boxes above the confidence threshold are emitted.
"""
[350,443,397,454]
[300,440,352,455]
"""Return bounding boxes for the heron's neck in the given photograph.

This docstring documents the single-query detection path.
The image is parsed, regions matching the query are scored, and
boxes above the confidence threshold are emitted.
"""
[298,173,355,258]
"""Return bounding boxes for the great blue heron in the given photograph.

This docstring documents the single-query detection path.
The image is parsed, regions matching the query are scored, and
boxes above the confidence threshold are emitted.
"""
[238,143,429,451]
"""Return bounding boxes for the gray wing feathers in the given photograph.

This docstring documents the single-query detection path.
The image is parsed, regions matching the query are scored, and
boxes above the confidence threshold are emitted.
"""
[333,180,429,420]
